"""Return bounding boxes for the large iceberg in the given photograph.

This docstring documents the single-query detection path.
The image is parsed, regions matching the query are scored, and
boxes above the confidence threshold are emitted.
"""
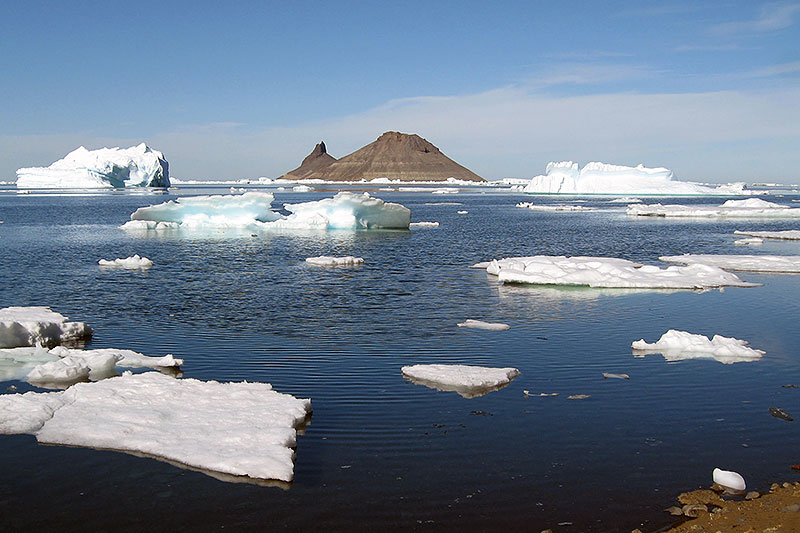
[524,161,746,196]
[123,191,411,230]
[628,198,800,218]
[0,372,311,483]
[0,306,93,349]
[474,256,757,289]
[16,143,169,188]
[632,330,764,364]
[660,254,800,273]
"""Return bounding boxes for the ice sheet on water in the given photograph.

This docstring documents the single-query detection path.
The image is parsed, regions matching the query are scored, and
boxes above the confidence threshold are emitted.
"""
[0,307,93,349]
[410,221,439,227]
[734,237,763,246]
[0,372,312,482]
[457,319,510,331]
[660,254,800,273]
[516,202,595,212]
[632,330,764,364]
[734,230,800,240]
[98,254,153,269]
[401,364,520,398]
[628,198,800,218]
[474,256,757,289]
[305,256,364,267]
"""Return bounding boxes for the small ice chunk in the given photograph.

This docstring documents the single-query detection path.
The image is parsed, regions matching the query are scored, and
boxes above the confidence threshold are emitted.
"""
[713,467,746,491]
[602,372,630,380]
[628,199,800,218]
[0,306,93,348]
[632,330,764,364]
[734,238,763,246]
[410,221,439,227]
[292,185,313,192]
[305,256,364,267]
[516,202,594,212]
[457,210,469,214]
[98,254,154,269]
[402,364,520,398]
[26,357,91,386]
[734,230,800,241]
[457,319,510,331]
[660,254,800,273]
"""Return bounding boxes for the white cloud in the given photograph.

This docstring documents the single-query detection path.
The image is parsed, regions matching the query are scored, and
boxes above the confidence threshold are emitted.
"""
[711,2,800,34]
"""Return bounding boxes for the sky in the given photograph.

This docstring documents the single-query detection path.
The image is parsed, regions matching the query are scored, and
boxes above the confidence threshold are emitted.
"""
[1,1,799,183]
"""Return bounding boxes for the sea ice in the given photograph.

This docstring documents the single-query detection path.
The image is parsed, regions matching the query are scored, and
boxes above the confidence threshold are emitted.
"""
[124,191,410,231]
[524,161,745,196]
[401,364,520,398]
[0,306,93,348]
[305,256,364,267]
[660,254,800,273]
[475,256,757,289]
[16,143,169,188]
[410,221,439,227]
[734,237,763,246]
[0,372,312,482]
[457,319,510,331]
[627,198,800,218]
[713,468,746,491]
[98,254,154,269]
[516,202,595,212]
[632,330,764,364]
[733,230,800,240]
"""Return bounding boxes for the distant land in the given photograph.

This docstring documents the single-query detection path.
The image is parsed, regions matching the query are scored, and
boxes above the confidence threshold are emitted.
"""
[281,131,484,182]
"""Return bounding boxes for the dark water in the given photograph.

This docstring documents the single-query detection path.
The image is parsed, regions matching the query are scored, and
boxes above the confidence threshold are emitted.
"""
[1,185,799,532]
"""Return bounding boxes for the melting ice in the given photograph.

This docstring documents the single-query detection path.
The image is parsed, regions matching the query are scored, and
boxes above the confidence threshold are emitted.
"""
[401,364,520,398]
[632,330,764,364]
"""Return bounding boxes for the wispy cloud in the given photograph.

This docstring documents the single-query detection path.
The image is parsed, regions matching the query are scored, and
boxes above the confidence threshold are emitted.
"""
[743,60,800,77]
[526,63,663,88]
[711,2,800,34]
[674,43,758,52]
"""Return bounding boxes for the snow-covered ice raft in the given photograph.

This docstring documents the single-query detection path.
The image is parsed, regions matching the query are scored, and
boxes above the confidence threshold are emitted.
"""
[627,198,800,218]
[733,230,800,241]
[632,330,764,364]
[401,364,520,398]
[98,254,153,269]
[305,256,364,267]
[0,306,93,349]
[472,256,757,289]
[0,372,312,483]
[660,254,800,273]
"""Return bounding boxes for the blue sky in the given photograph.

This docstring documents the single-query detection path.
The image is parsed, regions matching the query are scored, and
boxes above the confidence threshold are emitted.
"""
[1,1,799,182]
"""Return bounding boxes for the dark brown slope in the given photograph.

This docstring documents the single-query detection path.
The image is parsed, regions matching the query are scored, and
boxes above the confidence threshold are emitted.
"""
[281,141,337,179]
[296,132,484,182]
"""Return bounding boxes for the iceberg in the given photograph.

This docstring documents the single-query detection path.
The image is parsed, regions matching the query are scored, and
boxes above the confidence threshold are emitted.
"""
[123,191,410,231]
[0,372,312,483]
[401,364,520,398]
[98,254,153,269]
[475,256,757,289]
[524,161,746,196]
[632,330,764,364]
[16,143,169,189]
[660,254,800,273]
[734,230,800,240]
[627,198,800,218]
[0,306,93,349]
[305,256,364,267]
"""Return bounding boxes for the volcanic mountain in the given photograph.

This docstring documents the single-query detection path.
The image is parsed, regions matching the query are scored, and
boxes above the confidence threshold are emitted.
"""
[285,132,483,182]
[281,141,337,180]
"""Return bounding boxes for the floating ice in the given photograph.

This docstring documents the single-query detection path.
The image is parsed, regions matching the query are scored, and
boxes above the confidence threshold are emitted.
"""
[628,198,800,218]
[410,221,439,227]
[124,192,410,231]
[516,202,595,212]
[475,256,757,289]
[0,372,312,482]
[305,256,364,267]
[524,161,745,196]
[608,197,642,204]
[401,364,520,398]
[457,319,510,331]
[0,307,93,349]
[602,373,630,380]
[713,468,746,491]
[457,210,469,214]
[16,143,169,189]
[660,254,800,273]
[632,330,764,364]
[734,230,800,240]
[98,254,153,269]
[734,237,763,246]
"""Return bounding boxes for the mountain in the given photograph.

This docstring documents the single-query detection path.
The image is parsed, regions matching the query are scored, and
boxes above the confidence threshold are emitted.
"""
[281,141,337,180]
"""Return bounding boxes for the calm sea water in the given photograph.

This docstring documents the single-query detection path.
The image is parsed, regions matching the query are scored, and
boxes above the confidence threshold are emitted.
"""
[1,184,799,531]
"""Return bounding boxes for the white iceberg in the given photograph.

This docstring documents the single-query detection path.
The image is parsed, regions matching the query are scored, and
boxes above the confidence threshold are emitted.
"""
[305,256,364,267]
[401,364,520,398]
[734,230,800,240]
[516,202,595,212]
[457,319,510,331]
[660,254,800,273]
[524,161,745,196]
[632,330,764,364]
[123,191,410,231]
[628,198,800,218]
[713,468,746,491]
[0,372,312,482]
[0,306,93,349]
[98,254,153,269]
[475,256,757,289]
[16,143,169,189]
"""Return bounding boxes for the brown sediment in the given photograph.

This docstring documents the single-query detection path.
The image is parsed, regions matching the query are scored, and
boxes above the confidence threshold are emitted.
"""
[662,481,800,532]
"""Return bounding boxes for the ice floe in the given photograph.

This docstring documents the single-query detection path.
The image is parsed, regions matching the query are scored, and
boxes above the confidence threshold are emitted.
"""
[734,237,763,246]
[660,254,800,273]
[473,256,757,289]
[401,364,520,398]
[123,191,410,231]
[410,221,439,227]
[305,256,364,267]
[516,202,595,212]
[16,143,169,189]
[0,306,93,349]
[98,254,153,269]
[632,330,764,364]
[734,230,800,240]
[457,319,510,331]
[628,198,800,218]
[0,372,312,482]
[524,161,746,196]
